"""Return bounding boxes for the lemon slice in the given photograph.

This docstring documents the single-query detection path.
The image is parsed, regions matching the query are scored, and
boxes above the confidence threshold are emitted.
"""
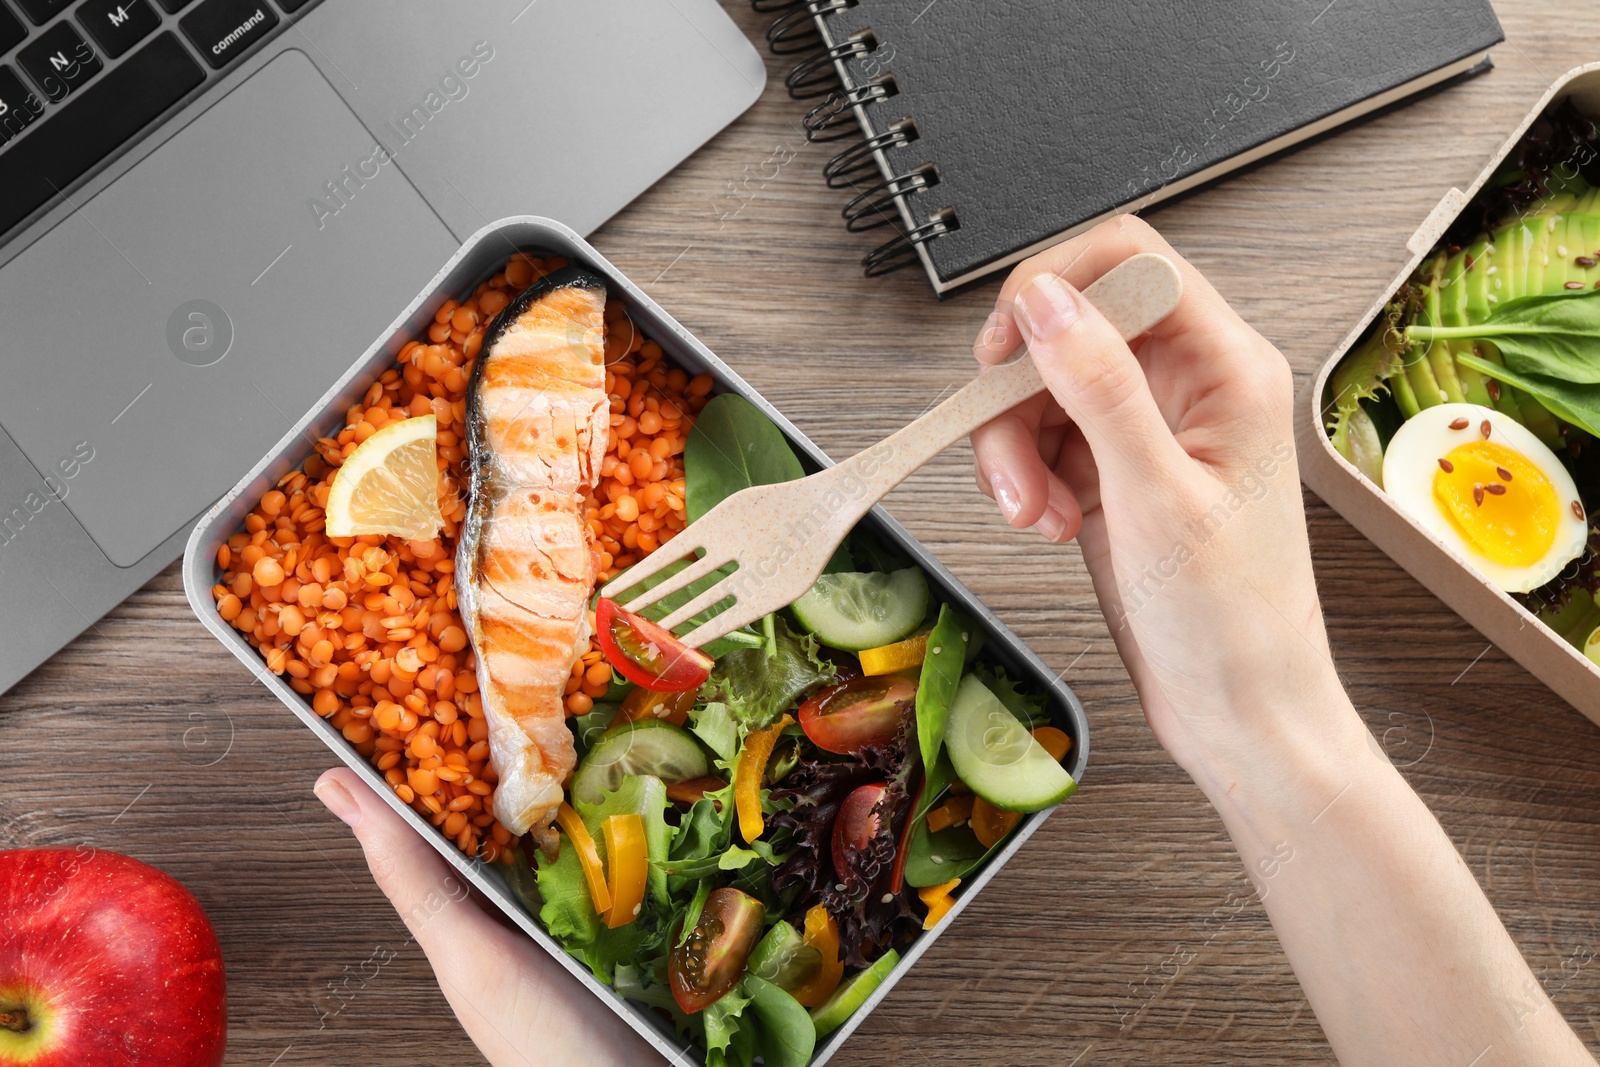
[325,415,442,540]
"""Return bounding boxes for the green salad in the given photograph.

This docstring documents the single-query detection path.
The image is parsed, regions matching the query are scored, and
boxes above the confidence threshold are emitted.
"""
[505,393,1078,1065]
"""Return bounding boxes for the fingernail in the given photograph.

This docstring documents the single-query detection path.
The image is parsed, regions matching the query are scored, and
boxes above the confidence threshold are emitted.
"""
[977,311,1010,350]
[1013,274,1081,341]
[1035,504,1068,542]
[315,776,362,830]
[990,470,1022,522]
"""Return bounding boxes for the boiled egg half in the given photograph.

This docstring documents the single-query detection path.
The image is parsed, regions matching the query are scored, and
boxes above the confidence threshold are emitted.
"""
[1381,403,1588,593]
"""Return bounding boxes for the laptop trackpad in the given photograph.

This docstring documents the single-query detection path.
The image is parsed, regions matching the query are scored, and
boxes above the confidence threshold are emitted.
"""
[0,49,455,567]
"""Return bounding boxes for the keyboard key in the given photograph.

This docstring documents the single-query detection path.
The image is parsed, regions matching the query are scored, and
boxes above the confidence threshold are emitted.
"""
[18,22,100,101]
[0,33,203,235]
[153,0,190,12]
[12,0,67,23]
[179,0,276,70]
[77,0,158,57]
[276,0,311,10]
[0,3,25,53]
[0,66,45,144]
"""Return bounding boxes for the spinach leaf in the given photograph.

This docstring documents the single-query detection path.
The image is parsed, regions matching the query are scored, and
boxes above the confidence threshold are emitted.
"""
[1409,288,1600,384]
[742,975,817,1067]
[903,816,994,888]
[685,394,806,521]
[684,393,851,573]
[916,604,970,770]
[1457,351,1600,436]
[702,619,837,731]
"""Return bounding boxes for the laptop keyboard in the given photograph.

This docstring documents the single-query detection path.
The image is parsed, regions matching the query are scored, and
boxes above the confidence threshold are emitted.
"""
[0,0,320,237]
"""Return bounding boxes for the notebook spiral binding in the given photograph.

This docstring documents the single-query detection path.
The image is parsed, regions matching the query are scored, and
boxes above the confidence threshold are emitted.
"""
[755,0,957,278]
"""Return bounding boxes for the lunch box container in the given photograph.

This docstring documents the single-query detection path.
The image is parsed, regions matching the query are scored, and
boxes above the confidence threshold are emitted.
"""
[1295,62,1600,726]
[183,216,1090,1065]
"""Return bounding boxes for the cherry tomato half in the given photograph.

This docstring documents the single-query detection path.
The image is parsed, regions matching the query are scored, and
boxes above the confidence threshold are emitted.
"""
[669,887,766,1013]
[832,782,888,883]
[595,597,713,693]
[798,674,916,754]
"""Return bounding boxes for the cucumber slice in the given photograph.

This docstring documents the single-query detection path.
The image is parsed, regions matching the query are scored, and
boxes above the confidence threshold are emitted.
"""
[809,949,900,1038]
[790,568,929,652]
[945,675,1075,813]
[569,721,708,806]
[748,920,822,992]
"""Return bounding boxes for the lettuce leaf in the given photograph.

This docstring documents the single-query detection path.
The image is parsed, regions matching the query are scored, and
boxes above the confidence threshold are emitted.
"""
[972,662,1051,728]
[702,620,836,731]
[703,985,754,1067]
[534,775,675,981]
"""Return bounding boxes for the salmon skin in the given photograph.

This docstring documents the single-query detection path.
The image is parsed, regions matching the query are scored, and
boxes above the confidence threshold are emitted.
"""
[456,267,609,849]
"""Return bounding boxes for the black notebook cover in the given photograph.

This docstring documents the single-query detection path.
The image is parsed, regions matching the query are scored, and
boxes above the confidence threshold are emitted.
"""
[787,0,1503,292]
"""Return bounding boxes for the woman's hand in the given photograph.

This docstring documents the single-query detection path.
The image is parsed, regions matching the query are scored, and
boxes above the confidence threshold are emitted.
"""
[971,217,1598,1067]
[969,215,1355,791]
[314,768,656,1067]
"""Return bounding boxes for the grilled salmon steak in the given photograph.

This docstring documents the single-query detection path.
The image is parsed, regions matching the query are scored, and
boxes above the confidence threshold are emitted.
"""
[457,268,609,848]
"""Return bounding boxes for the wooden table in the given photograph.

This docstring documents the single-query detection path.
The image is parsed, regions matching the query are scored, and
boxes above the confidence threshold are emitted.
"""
[6,3,1600,1064]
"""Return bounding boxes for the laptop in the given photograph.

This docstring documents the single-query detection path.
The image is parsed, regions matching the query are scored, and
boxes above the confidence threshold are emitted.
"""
[0,0,765,694]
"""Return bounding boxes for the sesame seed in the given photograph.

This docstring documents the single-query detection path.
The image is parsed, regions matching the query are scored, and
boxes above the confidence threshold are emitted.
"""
[1488,294,1499,303]
[1487,264,1498,275]
[1548,217,1559,232]
[931,855,944,864]
[633,903,642,916]
[881,893,895,904]
[835,883,847,892]
[1559,245,1570,256]
[931,646,942,655]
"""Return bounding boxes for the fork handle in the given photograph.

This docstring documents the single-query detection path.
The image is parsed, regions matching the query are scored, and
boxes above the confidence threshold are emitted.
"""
[822,252,1184,515]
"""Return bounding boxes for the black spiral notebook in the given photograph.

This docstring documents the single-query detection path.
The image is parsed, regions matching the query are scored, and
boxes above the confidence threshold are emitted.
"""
[759,0,1504,295]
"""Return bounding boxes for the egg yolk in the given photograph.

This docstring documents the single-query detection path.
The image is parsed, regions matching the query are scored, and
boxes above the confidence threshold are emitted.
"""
[1433,440,1559,567]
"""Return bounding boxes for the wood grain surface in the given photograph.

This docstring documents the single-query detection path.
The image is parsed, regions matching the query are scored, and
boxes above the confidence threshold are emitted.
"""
[5,4,1600,1065]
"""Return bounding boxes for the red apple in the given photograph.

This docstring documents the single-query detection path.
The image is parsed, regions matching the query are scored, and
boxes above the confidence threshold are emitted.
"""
[0,848,225,1067]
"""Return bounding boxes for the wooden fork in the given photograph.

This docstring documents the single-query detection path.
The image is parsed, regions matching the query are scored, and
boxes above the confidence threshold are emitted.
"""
[600,252,1184,648]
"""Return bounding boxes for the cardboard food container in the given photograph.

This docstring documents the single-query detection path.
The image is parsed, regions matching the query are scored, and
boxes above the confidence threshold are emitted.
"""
[1296,62,1600,726]
[181,216,1090,1065]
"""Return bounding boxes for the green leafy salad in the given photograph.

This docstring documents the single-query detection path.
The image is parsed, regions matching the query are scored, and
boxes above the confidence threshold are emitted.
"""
[1325,98,1600,654]
[504,393,1079,1066]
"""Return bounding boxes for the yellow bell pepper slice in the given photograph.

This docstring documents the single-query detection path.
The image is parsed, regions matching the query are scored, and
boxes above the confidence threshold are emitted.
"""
[1031,725,1072,762]
[735,714,792,843]
[856,632,929,676]
[969,796,1022,848]
[918,878,961,930]
[555,802,612,918]
[926,794,974,833]
[789,904,844,1007]
[601,813,647,929]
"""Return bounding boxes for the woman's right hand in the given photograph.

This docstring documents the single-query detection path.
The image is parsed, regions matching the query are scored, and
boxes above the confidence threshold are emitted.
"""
[968,215,1363,792]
